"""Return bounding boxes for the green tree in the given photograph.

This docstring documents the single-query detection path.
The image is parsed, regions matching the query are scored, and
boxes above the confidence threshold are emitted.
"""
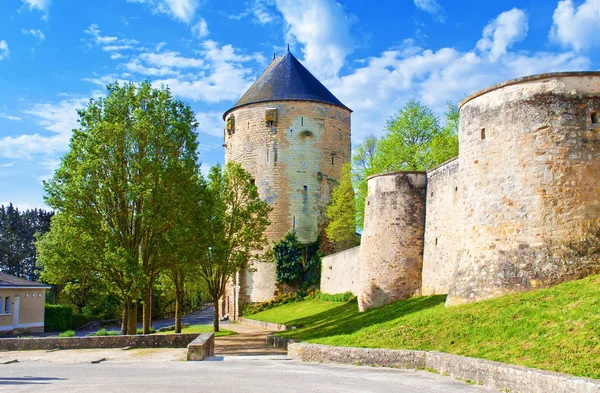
[42,81,200,334]
[430,102,459,165]
[353,100,459,229]
[0,204,53,280]
[351,137,378,229]
[272,232,321,291]
[196,163,271,332]
[325,163,357,249]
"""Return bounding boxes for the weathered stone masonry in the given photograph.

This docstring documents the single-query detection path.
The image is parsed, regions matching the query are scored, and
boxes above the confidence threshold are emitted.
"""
[220,51,351,318]
[322,72,600,311]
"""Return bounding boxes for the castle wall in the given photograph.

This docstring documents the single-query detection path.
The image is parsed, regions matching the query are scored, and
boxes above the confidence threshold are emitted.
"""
[422,158,461,295]
[358,172,427,311]
[225,100,351,303]
[320,246,360,295]
[447,73,600,306]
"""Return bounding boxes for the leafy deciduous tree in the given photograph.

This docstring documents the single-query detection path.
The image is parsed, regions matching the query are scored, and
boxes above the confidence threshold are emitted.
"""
[41,81,200,334]
[195,162,271,332]
[325,163,357,249]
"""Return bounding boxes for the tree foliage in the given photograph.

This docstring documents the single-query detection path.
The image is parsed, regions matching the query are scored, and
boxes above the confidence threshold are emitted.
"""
[0,204,53,280]
[325,163,357,249]
[273,232,321,290]
[195,162,272,332]
[39,81,200,334]
[352,100,459,228]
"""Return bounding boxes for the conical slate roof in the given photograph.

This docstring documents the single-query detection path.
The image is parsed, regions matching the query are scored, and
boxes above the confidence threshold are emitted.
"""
[223,51,351,119]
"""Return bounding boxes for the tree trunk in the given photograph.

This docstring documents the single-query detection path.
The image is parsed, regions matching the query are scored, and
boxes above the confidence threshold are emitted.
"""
[213,299,220,332]
[175,289,182,333]
[142,282,152,334]
[128,301,138,335]
[121,303,129,335]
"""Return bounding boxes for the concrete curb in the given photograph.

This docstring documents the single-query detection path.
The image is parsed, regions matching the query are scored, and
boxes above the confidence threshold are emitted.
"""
[288,343,600,393]
[237,317,296,332]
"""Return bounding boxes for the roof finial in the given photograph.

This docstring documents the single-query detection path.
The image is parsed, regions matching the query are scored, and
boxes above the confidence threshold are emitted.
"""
[287,43,290,53]
[273,53,276,60]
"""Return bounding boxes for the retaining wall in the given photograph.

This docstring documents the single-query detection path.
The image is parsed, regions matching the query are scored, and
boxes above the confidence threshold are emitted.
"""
[288,342,600,393]
[320,246,360,295]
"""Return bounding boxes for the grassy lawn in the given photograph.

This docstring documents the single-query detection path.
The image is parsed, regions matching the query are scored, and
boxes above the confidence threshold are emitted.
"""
[246,274,600,379]
[157,324,236,337]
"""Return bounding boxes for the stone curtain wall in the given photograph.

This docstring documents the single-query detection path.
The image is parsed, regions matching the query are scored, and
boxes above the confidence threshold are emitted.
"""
[320,246,360,295]
[358,172,427,311]
[422,158,460,295]
[447,73,600,306]
[224,101,351,304]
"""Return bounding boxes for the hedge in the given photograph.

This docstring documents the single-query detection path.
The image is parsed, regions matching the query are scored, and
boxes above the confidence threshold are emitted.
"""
[44,304,72,332]
[71,314,101,330]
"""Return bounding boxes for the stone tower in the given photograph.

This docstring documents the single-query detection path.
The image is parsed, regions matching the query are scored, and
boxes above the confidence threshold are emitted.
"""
[221,50,352,318]
[357,172,427,311]
[446,72,600,306]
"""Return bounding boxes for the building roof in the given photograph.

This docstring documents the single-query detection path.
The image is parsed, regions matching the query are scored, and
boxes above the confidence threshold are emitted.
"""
[0,272,50,288]
[223,50,351,119]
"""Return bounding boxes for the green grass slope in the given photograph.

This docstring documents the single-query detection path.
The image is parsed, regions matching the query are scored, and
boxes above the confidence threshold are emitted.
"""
[247,274,600,379]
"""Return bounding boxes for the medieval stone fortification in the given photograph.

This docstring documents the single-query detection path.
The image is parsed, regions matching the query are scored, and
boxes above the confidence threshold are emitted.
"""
[323,72,600,311]
[220,53,600,316]
[220,50,351,318]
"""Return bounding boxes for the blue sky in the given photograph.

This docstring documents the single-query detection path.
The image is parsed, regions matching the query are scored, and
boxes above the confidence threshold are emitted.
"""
[1,0,598,209]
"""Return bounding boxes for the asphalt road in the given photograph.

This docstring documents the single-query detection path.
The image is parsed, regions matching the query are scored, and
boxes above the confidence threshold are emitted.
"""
[2,356,494,393]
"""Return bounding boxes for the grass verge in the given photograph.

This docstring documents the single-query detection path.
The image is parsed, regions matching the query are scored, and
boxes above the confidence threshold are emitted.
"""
[156,324,236,337]
[248,274,600,379]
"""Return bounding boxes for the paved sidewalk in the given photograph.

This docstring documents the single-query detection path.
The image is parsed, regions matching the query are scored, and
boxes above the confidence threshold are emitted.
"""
[215,320,286,356]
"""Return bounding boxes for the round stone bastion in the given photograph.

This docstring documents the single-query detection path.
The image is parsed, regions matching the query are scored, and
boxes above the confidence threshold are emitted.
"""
[446,72,600,306]
[358,171,427,312]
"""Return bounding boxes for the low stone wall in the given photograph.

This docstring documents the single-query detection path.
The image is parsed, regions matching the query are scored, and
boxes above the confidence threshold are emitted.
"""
[288,343,600,393]
[0,333,200,351]
[266,333,299,349]
[288,343,426,369]
[237,317,295,332]
[320,246,360,295]
[186,333,214,361]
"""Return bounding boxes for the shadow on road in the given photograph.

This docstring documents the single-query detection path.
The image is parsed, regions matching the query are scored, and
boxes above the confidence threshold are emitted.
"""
[0,376,67,385]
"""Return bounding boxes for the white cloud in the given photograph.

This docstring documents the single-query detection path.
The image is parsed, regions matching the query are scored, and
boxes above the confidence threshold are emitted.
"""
[322,11,588,144]
[252,0,276,24]
[21,0,51,13]
[0,162,15,168]
[0,41,9,60]
[196,112,225,137]
[140,50,205,68]
[21,28,45,41]
[136,40,264,102]
[127,0,200,23]
[476,8,528,62]
[84,24,138,48]
[413,0,445,22]
[275,0,354,78]
[191,18,209,38]
[0,113,22,121]
[550,0,600,51]
[0,96,91,160]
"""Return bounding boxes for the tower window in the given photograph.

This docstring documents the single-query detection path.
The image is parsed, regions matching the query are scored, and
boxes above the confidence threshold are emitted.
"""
[481,128,486,140]
[293,215,296,230]
[303,185,308,192]
[301,117,304,126]
[591,111,598,124]
[266,148,269,163]
[435,238,438,246]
